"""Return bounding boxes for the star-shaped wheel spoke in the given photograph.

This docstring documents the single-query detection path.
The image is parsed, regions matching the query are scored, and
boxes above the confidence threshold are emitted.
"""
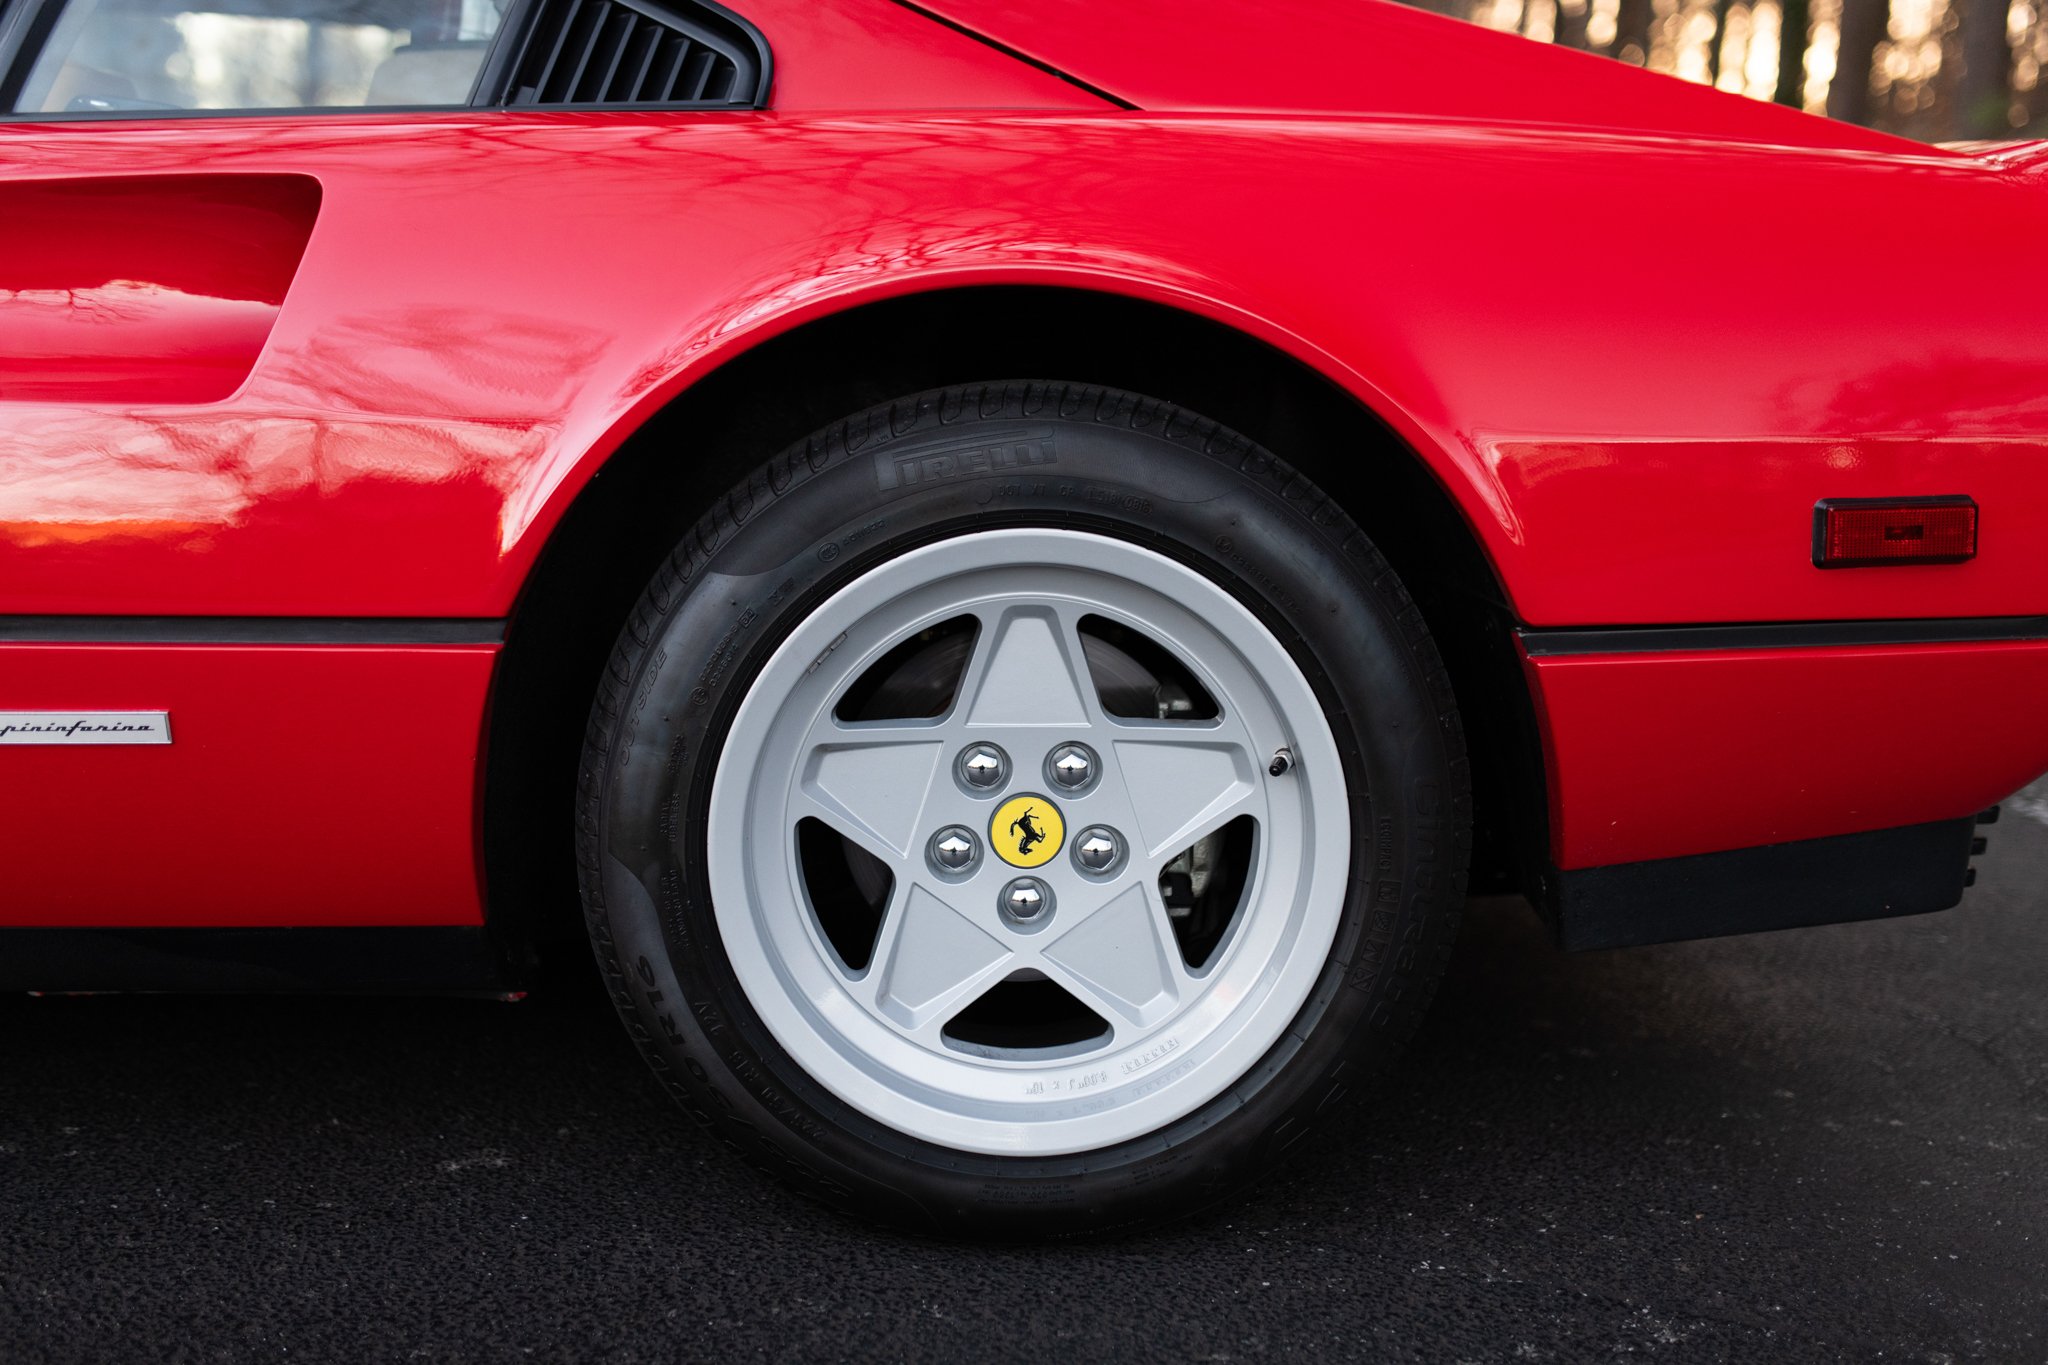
[790,599,1268,1052]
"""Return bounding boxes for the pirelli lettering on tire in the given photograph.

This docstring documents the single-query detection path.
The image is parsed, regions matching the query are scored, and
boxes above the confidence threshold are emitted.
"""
[873,428,1057,489]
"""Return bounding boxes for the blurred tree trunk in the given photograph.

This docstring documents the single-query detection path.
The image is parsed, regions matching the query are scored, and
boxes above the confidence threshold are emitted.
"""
[1956,0,2015,136]
[1612,0,1655,61]
[1827,0,1891,124]
[1554,0,1592,49]
[1706,0,1735,82]
[1774,0,1811,104]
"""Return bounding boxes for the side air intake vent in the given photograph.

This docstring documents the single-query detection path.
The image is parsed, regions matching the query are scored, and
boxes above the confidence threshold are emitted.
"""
[501,0,770,108]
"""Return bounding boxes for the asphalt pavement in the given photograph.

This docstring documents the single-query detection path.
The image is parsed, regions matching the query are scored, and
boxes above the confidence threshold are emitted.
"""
[5,782,2045,1363]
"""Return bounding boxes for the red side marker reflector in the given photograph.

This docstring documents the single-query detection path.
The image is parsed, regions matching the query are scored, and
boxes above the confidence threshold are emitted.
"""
[1813,496,1977,568]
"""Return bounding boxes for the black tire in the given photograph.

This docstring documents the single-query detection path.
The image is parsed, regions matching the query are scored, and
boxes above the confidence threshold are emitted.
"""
[576,382,1470,1237]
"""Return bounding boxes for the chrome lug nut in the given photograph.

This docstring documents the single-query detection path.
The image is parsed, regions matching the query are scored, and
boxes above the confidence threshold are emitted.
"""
[1072,825,1125,876]
[1047,741,1098,792]
[928,826,980,875]
[957,743,1009,792]
[999,876,1054,925]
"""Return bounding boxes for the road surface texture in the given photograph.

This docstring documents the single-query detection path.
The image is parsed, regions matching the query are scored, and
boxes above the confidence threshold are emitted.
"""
[5,781,2044,1362]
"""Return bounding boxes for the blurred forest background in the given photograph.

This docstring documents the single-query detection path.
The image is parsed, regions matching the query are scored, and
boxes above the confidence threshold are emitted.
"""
[1403,0,2045,138]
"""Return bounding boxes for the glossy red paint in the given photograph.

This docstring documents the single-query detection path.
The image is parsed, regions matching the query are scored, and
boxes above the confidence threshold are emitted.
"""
[1525,639,2048,869]
[0,174,319,404]
[0,0,2044,931]
[0,111,2043,625]
[0,644,493,927]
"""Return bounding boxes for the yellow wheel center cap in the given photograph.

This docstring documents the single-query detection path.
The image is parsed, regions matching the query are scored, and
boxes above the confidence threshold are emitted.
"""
[990,794,1064,868]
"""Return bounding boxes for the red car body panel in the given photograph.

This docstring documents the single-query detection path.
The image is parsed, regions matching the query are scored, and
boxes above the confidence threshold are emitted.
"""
[1,0,2044,929]
[4,117,2044,625]
[0,643,492,927]
[1527,641,2048,868]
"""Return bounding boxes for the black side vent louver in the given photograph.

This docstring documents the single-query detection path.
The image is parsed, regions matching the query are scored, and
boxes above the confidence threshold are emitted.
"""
[502,0,769,108]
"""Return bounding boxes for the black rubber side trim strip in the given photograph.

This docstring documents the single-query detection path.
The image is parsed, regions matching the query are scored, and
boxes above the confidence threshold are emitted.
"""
[883,0,1140,110]
[0,925,517,994]
[1544,817,1974,951]
[1518,615,2048,657]
[0,617,506,645]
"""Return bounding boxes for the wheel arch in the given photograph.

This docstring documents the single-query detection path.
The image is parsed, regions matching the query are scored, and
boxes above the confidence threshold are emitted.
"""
[483,284,1548,965]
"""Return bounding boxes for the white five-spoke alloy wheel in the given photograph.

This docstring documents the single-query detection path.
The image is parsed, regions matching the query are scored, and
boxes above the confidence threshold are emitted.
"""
[709,530,1349,1155]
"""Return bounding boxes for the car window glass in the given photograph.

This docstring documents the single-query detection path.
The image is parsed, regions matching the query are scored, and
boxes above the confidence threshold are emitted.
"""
[12,0,509,113]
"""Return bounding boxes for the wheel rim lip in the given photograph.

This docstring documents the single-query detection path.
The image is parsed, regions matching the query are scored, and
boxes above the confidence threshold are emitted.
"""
[707,529,1351,1157]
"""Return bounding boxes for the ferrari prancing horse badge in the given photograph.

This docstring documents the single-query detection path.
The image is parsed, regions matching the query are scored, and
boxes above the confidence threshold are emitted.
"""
[991,794,1064,869]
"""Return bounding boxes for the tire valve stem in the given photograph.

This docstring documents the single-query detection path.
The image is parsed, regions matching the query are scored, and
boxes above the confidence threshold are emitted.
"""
[805,631,847,676]
[1268,748,1293,778]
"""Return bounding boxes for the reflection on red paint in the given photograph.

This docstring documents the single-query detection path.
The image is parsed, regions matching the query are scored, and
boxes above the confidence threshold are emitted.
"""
[0,110,2042,626]
[1,283,284,405]
[0,174,320,404]
[0,1,2040,630]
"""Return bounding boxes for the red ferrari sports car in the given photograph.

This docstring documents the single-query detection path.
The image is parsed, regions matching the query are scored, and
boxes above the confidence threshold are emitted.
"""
[4,0,2045,1232]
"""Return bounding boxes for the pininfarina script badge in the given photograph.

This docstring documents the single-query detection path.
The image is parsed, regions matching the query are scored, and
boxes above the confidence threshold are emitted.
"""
[0,712,171,745]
